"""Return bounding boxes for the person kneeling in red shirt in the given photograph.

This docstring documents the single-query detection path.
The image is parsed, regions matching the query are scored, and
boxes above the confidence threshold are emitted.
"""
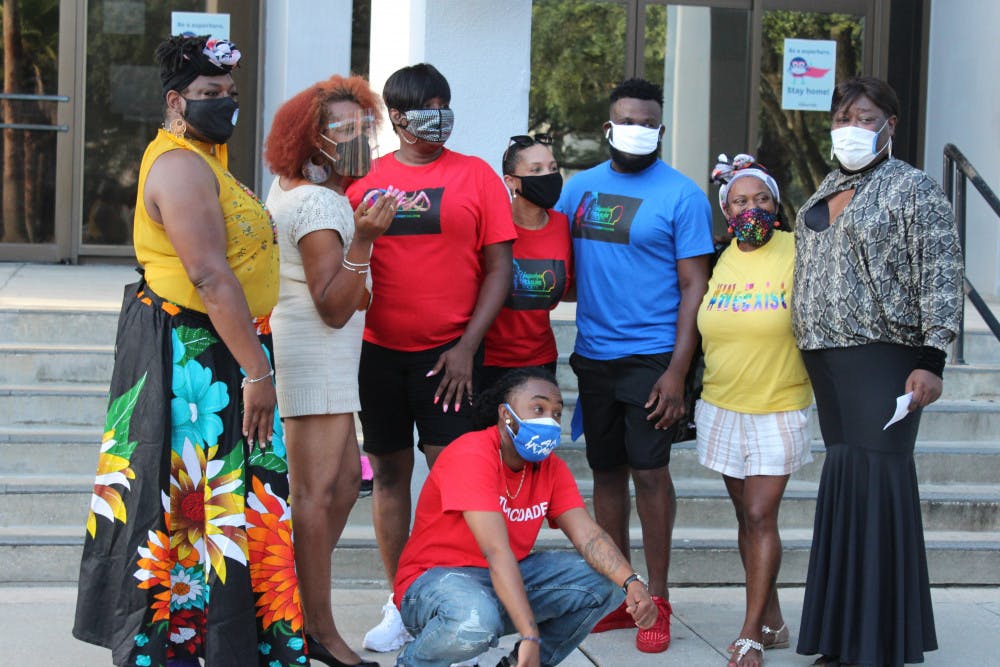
[392,368,657,667]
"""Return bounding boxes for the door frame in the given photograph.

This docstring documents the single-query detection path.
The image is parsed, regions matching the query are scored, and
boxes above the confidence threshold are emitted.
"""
[0,0,80,263]
[748,0,887,151]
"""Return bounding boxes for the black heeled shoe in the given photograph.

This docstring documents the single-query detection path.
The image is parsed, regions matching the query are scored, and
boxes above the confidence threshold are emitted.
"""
[306,633,380,667]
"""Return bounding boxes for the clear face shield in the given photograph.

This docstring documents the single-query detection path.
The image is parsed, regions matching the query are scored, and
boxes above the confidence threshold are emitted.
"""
[321,110,378,178]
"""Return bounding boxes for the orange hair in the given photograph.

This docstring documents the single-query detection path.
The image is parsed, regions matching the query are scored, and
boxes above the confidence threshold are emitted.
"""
[264,74,383,179]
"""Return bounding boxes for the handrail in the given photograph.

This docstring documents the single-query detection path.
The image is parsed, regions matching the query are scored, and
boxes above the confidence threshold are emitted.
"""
[942,143,1000,364]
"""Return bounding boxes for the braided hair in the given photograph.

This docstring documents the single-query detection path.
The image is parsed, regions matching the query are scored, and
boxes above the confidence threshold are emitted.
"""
[472,367,559,430]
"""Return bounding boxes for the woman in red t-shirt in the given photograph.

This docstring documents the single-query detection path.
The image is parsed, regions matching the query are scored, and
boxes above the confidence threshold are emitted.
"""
[393,369,657,667]
[481,136,573,392]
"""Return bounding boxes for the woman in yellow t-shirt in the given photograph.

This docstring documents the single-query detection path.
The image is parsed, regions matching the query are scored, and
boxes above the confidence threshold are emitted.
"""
[696,154,812,667]
[73,35,307,666]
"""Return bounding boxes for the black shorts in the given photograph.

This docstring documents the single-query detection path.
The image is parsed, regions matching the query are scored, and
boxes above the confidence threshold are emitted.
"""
[570,351,678,470]
[478,361,558,395]
[359,339,483,454]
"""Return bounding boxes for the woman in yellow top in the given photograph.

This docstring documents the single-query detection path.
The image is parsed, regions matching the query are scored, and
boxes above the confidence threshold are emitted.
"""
[73,35,307,667]
[696,154,813,667]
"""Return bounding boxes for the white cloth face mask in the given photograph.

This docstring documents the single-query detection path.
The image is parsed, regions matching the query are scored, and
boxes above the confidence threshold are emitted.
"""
[830,118,891,171]
[606,121,661,155]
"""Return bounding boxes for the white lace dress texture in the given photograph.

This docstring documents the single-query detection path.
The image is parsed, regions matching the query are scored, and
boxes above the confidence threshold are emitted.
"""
[267,180,369,416]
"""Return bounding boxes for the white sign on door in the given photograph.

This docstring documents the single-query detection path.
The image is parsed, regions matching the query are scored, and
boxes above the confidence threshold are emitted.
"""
[781,38,837,111]
[171,12,230,40]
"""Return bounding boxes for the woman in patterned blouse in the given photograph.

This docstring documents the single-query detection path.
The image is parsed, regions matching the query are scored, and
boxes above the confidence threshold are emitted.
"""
[793,76,963,667]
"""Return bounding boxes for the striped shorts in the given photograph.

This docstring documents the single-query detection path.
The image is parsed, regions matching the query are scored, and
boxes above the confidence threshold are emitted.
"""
[694,399,813,479]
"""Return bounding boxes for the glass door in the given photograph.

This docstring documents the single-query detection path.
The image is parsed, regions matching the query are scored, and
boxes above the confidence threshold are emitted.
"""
[752,0,879,218]
[79,0,262,257]
[0,0,76,261]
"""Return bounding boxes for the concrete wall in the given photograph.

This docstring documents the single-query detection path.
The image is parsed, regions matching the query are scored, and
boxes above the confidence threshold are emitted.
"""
[369,0,532,174]
[923,0,1000,296]
[260,0,354,192]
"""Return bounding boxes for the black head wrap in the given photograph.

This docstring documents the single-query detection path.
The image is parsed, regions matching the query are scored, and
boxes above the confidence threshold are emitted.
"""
[155,34,242,99]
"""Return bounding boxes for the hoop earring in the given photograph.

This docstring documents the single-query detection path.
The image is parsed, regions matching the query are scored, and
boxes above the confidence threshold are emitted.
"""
[301,157,331,184]
[167,117,186,137]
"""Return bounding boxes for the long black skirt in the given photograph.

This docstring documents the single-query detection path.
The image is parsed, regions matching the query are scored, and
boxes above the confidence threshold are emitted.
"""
[73,280,307,667]
[797,343,937,666]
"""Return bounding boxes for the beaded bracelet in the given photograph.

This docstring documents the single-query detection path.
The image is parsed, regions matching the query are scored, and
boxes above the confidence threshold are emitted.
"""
[519,635,542,645]
[241,368,274,389]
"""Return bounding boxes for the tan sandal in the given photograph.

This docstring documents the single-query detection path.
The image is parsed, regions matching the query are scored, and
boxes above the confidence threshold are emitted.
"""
[728,623,790,653]
[761,623,789,649]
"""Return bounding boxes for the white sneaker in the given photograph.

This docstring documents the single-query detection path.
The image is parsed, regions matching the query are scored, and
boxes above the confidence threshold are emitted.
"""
[449,657,480,666]
[363,593,414,652]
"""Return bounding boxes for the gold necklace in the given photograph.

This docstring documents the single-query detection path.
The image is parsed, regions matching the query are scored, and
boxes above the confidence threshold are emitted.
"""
[499,446,527,500]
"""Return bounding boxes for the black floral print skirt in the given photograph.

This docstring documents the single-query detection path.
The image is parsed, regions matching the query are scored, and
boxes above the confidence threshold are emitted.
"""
[73,280,307,667]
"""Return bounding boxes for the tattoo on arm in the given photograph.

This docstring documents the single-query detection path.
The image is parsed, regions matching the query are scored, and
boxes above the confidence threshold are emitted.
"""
[580,527,627,578]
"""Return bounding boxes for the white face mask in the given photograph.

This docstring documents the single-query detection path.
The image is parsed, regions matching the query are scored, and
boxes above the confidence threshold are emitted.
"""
[830,117,891,171]
[606,121,661,155]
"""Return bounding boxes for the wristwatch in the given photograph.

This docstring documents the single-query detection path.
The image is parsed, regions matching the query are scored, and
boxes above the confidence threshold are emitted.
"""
[621,572,646,594]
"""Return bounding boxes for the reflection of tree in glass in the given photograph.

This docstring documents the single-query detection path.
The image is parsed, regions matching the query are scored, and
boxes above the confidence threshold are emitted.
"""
[1,0,59,243]
[756,11,862,220]
[529,1,628,171]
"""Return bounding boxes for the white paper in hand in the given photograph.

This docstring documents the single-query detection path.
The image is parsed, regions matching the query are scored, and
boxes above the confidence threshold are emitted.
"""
[883,392,914,430]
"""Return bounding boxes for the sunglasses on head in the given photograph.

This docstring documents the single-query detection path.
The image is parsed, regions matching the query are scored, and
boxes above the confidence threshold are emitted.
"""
[508,133,553,148]
[503,133,554,166]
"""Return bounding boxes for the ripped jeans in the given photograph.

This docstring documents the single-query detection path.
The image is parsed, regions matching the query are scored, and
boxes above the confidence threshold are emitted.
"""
[397,551,622,667]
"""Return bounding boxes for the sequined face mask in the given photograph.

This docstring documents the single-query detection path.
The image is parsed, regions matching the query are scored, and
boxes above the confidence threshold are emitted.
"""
[400,108,455,143]
[728,207,777,247]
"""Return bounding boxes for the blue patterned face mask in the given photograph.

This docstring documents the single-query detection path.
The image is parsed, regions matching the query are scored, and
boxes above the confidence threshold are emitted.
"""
[401,108,454,143]
[503,403,561,462]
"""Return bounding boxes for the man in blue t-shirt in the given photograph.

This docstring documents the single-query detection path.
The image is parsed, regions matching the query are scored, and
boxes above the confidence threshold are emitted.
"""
[556,78,713,654]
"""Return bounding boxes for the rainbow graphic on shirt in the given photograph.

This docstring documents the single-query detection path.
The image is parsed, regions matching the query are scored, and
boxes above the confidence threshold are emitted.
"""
[506,258,566,311]
[571,191,641,245]
[705,281,788,312]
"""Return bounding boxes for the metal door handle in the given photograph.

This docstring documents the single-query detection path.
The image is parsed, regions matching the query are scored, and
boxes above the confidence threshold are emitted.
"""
[0,93,70,132]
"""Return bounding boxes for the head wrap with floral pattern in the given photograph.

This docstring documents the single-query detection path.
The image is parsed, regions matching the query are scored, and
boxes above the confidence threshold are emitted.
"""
[158,34,242,99]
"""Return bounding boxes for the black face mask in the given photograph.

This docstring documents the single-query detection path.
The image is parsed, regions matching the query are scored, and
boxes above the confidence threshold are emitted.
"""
[516,172,563,209]
[609,143,660,173]
[183,96,239,144]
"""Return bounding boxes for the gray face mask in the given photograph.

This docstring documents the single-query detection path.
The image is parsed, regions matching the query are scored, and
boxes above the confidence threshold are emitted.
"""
[400,108,454,143]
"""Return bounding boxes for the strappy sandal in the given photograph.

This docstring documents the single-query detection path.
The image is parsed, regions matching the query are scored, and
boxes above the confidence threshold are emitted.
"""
[728,638,764,666]
[761,623,790,649]
[728,623,790,653]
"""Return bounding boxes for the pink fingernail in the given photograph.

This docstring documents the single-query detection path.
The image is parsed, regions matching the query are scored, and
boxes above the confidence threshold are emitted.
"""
[443,404,449,413]
[454,403,460,412]
[433,396,439,405]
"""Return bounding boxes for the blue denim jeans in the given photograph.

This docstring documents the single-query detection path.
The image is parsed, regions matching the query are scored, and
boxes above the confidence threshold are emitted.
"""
[396,551,622,667]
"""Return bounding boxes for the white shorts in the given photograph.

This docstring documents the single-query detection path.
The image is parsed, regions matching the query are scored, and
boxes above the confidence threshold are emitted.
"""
[695,399,812,479]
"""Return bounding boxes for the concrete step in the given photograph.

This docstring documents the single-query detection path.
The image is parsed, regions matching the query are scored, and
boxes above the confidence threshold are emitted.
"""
[2,525,997,586]
[0,307,120,346]
[554,353,1000,401]
[0,384,109,427]
[6,473,997,533]
[553,393,1000,442]
[552,318,1000,363]
[0,343,114,385]
[553,440,1000,486]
